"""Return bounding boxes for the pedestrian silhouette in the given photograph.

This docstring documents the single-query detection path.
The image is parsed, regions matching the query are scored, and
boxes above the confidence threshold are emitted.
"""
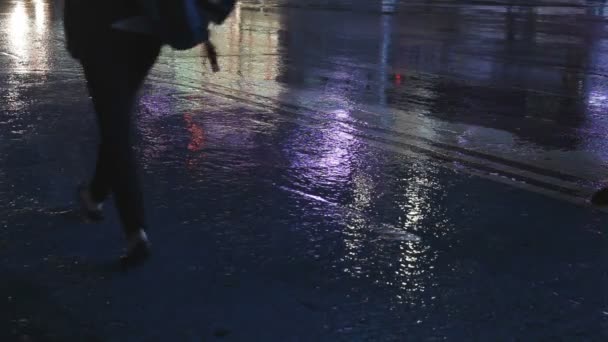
[64,0,161,266]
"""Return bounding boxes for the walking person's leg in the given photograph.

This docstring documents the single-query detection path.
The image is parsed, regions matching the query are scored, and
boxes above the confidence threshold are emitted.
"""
[78,73,112,222]
[79,28,161,264]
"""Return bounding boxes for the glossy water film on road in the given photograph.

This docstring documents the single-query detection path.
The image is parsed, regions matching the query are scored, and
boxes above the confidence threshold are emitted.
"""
[0,0,607,340]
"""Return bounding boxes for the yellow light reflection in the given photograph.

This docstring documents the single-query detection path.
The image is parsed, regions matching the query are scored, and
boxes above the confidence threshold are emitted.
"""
[5,0,50,72]
[8,1,29,58]
[34,0,47,33]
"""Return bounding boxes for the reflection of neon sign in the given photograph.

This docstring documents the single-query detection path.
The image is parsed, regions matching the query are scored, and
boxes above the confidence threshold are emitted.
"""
[184,113,205,152]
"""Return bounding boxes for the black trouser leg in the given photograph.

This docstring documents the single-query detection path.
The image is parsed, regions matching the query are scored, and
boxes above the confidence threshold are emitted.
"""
[81,30,161,236]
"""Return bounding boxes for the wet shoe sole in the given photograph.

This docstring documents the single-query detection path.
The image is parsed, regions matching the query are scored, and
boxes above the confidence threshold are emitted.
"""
[120,241,151,269]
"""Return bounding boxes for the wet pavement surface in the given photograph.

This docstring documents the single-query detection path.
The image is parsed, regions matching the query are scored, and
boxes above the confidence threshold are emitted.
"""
[1,0,607,340]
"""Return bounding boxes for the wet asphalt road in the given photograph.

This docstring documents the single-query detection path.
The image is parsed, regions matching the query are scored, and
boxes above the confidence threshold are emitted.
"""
[0,0,607,340]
